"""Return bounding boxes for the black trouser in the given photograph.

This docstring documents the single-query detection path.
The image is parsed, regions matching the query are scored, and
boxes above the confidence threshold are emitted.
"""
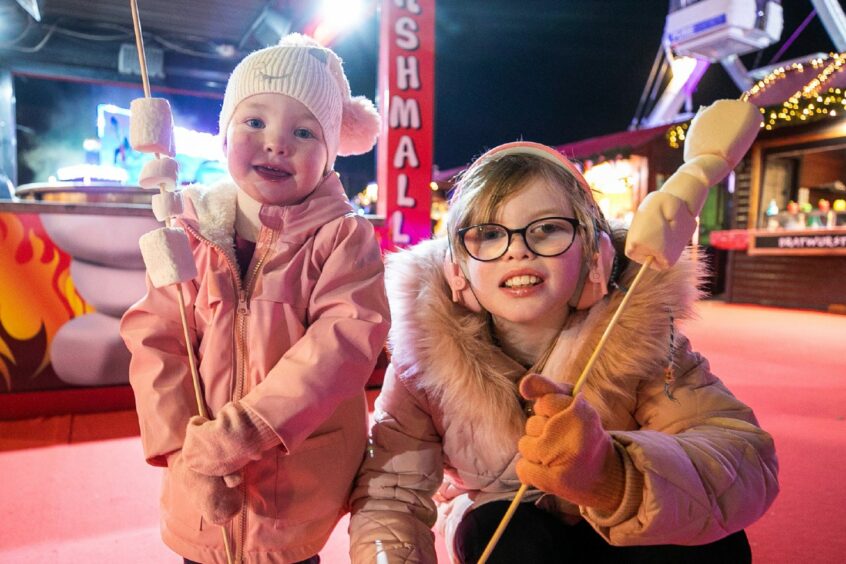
[455,501,752,564]
[185,557,318,564]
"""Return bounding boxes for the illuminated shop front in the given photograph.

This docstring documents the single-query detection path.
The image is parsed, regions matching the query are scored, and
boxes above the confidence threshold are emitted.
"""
[709,54,846,311]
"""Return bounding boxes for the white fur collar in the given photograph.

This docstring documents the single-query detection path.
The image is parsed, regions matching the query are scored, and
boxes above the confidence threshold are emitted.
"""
[181,180,238,265]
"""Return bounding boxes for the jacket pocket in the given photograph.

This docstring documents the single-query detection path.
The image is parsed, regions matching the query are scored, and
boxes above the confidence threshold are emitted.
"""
[250,248,313,311]
[273,428,355,527]
[162,469,204,534]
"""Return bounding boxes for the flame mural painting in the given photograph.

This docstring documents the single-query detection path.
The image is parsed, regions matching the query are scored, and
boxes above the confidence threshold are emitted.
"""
[0,212,91,391]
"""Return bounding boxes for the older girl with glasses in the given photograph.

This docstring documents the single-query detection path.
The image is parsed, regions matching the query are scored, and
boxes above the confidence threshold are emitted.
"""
[348,142,778,564]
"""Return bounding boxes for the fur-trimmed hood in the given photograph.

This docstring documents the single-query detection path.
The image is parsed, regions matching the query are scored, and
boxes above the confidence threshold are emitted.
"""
[385,231,703,464]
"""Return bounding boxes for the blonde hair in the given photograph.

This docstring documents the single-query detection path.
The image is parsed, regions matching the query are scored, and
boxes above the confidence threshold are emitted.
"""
[446,152,609,262]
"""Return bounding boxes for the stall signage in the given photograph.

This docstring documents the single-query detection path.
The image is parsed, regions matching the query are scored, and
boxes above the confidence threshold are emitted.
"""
[708,229,749,251]
[376,0,435,250]
[749,230,846,255]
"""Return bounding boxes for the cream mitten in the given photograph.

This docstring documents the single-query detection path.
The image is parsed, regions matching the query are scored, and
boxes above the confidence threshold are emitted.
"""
[626,99,762,270]
[167,451,241,525]
[182,402,279,477]
[516,374,625,512]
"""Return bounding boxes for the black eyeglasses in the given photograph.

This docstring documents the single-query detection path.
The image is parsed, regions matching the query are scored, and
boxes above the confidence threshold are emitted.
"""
[458,216,581,262]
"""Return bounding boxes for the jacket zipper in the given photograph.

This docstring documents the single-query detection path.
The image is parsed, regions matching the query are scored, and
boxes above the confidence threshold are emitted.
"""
[182,222,278,562]
[235,227,277,563]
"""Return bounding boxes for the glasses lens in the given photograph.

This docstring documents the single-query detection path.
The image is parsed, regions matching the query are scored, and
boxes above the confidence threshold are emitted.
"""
[462,224,509,261]
[525,218,576,256]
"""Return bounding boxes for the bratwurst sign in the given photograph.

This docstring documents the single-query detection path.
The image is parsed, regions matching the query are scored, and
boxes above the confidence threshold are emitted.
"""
[376,0,435,249]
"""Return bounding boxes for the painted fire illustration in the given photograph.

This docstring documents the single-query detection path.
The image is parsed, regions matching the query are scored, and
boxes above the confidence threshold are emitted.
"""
[0,212,92,391]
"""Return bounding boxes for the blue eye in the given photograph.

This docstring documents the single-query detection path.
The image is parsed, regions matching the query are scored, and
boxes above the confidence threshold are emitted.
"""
[535,222,566,235]
[294,127,316,139]
[245,118,264,129]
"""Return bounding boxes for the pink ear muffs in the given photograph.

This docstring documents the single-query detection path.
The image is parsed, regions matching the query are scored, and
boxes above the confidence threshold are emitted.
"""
[442,252,482,313]
[569,228,616,310]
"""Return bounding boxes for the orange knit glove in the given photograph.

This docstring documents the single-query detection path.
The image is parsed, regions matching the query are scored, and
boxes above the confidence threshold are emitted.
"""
[516,374,625,513]
[182,401,279,477]
[167,451,241,525]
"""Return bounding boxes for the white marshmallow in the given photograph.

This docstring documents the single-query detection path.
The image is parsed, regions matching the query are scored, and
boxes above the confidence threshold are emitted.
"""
[130,98,176,156]
[139,227,197,287]
[151,191,184,222]
[626,99,763,270]
[139,156,179,191]
[684,99,762,166]
[626,191,697,270]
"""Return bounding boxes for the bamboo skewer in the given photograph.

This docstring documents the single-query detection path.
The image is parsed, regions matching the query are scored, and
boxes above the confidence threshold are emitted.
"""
[477,256,655,564]
[128,2,233,562]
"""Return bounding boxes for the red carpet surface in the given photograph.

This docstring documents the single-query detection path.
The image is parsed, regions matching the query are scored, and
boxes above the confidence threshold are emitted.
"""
[1,301,844,563]
[679,302,846,563]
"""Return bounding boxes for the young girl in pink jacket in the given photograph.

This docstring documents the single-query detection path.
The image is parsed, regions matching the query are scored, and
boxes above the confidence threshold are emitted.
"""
[121,34,389,564]
[349,142,778,563]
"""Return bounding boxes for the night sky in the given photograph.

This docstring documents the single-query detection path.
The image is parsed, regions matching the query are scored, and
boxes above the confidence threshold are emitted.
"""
[332,0,837,175]
[10,0,839,186]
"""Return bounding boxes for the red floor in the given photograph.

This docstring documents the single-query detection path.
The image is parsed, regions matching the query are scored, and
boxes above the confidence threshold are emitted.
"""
[1,300,844,562]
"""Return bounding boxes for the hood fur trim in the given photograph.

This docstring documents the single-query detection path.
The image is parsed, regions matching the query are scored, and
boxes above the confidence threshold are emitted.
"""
[181,180,238,265]
[385,234,704,462]
[386,239,528,467]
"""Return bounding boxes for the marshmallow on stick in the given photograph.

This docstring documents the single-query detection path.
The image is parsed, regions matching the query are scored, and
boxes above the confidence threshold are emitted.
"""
[139,227,197,287]
[130,98,176,157]
[625,99,763,270]
[130,97,197,287]
[139,156,179,191]
[126,2,239,558]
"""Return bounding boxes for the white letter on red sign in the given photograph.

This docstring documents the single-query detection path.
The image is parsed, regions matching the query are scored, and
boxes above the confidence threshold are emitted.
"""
[396,56,421,90]
[394,0,422,14]
[393,135,420,168]
[395,17,420,49]
[389,96,421,128]
[391,210,411,244]
[397,174,416,207]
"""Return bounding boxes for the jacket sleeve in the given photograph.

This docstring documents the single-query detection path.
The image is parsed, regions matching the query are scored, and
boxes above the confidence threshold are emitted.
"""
[349,364,442,564]
[583,336,779,546]
[120,274,201,466]
[240,216,390,452]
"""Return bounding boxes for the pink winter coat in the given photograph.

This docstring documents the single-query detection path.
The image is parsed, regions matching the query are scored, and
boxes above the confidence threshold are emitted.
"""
[349,235,778,563]
[121,173,389,563]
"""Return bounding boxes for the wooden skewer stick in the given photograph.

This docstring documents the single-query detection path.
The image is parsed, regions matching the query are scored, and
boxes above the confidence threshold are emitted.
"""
[127,0,206,416]
[477,256,655,564]
[128,2,233,563]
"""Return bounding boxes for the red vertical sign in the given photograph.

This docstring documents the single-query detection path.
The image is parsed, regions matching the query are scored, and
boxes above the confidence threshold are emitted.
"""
[376,0,435,250]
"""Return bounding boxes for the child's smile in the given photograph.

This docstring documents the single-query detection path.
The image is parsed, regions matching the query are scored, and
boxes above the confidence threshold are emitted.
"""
[226,93,327,206]
[253,163,293,182]
[500,269,544,293]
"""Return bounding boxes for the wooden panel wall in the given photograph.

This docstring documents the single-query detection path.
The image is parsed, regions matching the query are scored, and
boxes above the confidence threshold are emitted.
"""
[727,252,846,310]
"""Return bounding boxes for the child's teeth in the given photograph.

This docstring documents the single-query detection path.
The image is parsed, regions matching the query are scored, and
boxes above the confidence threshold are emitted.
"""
[505,275,540,288]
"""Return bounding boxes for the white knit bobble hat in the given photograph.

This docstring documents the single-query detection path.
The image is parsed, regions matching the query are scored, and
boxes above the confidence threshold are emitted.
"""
[218,33,381,170]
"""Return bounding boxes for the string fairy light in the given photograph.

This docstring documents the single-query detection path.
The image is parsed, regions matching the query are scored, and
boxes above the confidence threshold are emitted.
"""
[666,53,846,148]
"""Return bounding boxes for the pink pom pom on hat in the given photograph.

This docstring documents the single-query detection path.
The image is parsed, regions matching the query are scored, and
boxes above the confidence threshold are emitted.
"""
[218,33,381,170]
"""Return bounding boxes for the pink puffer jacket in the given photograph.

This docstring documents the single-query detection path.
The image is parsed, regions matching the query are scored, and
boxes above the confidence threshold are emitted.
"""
[349,236,778,563]
[121,173,389,563]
